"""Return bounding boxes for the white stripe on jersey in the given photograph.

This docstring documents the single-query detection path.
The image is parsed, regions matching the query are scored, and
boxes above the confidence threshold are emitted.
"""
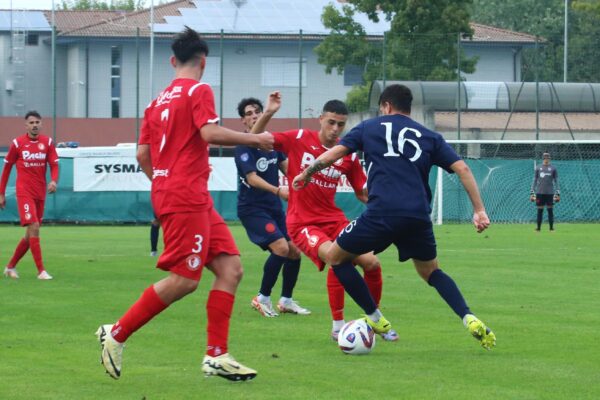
[13,139,19,148]
[49,138,53,145]
[207,117,220,124]
[296,129,304,139]
[188,82,208,97]
[351,153,357,161]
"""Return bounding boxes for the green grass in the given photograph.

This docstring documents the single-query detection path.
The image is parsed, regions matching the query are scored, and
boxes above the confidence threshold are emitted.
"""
[1,223,599,399]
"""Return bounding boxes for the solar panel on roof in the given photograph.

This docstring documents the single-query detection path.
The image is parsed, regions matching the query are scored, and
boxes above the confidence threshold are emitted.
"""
[0,11,51,31]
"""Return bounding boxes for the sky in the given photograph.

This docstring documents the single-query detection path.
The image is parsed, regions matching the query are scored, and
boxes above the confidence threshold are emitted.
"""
[6,0,155,10]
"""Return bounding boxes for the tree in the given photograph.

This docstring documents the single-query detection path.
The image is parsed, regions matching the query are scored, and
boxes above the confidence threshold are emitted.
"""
[315,0,477,111]
[58,0,146,11]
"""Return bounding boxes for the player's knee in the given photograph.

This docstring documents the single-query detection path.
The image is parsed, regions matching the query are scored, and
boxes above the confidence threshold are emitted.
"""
[359,257,381,272]
[270,240,290,258]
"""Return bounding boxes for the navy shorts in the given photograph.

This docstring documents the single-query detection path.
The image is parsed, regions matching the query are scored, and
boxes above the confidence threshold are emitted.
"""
[336,214,437,262]
[536,194,554,207]
[239,208,290,250]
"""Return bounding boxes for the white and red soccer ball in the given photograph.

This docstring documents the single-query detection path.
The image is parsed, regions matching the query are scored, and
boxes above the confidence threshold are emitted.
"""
[337,319,376,355]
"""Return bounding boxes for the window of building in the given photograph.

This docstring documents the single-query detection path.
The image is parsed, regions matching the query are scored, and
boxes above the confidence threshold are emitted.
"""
[201,56,221,86]
[344,64,364,86]
[261,57,307,87]
[111,46,121,118]
[26,33,39,46]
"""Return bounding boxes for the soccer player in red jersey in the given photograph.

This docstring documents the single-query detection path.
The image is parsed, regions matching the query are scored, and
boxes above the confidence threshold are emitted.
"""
[0,111,58,280]
[95,27,273,382]
[251,93,398,342]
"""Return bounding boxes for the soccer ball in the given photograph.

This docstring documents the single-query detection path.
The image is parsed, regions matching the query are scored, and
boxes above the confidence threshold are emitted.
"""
[337,319,376,355]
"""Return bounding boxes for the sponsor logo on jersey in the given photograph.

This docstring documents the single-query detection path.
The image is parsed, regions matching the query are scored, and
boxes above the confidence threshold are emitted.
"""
[22,151,47,161]
[256,157,277,172]
[153,169,170,178]
[155,86,182,106]
[186,254,202,271]
[94,164,144,173]
[300,152,342,179]
[240,152,249,162]
[539,172,551,178]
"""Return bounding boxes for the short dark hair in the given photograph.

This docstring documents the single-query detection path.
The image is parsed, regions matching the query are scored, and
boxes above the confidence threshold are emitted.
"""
[379,84,413,113]
[171,26,209,64]
[25,110,41,120]
[237,97,263,117]
[322,100,348,115]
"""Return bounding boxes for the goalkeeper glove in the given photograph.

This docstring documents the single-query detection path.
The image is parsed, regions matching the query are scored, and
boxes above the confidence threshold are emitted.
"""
[530,191,536,202]
[554,194,560,203]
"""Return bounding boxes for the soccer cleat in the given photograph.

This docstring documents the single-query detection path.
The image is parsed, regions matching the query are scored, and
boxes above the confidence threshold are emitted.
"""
[464,314,496,350]
[277,300,311,315]
[37,271,53,280]
[380,328,399,342]
[202,353,257,382]
[150,251,158,257]
[331,330,340,342]
[96,324,124,379]
[3,267,19,279]
[251,296,278,317]
[362,314,392,334]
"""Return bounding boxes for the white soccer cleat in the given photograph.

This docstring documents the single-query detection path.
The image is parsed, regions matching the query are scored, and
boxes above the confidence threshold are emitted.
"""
[96,324,124,379]
[251,296,278,317]
[277,299,311,315]
[3,267,19,279]
[331,329,340,342]
[380,329,399,342]
[150,251,157,257]
[37,271,53,280]
[202,353,257,381]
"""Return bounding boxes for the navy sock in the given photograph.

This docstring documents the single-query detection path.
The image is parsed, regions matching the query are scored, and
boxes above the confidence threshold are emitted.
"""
[428,269,471,319]
[548,208,554,230]
[333,262,377,315]
[259,253,286,297]
[281,258,300,298]
[150,224,160,252]
[536,208,543,230]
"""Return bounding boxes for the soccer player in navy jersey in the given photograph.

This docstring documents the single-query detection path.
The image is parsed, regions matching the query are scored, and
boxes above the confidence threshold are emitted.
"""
[293,84,496,350]
[96,27,273,382]
[235,96,309,317]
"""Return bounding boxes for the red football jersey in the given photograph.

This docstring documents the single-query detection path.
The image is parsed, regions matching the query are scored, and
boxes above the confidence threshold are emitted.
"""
[139,78,219,216]
[274,129,366,226]
[1,134,59,200]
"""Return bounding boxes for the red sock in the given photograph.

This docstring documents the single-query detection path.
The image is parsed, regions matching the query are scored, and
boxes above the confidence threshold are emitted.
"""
[8,238,29,268]
[29,237,45,274]
[363,267,383,307]
[111,286,168,343]
[206,290,234,357]
[327,267,345,321]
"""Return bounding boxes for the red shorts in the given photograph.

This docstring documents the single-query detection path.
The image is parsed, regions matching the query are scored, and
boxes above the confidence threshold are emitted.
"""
[157,208,240,281]
[17,197,45,226]
[288,219,349,271]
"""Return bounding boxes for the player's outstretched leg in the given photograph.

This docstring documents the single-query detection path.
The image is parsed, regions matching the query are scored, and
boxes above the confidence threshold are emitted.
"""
[202,353,257,381]
[463,314,496,350]
[95,324,124,379]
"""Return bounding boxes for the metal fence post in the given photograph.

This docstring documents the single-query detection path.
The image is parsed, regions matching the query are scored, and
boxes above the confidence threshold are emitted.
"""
[298,29,303,129]
[136,27,140,144]
[457,32,461,140]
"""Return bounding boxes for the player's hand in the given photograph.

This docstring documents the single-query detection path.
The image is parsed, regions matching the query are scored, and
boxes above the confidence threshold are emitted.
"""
[0,194,5,209]
[265,91,281,114]
[530,194,536,202]
[472,210,490,233]
[277,185,289,201]
[47,181,57,194]
[255,132,274,151]
[554,194,560,203]
[292,172,311,191]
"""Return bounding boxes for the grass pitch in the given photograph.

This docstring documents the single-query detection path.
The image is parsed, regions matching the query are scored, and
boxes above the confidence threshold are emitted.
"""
[1,223,599,399]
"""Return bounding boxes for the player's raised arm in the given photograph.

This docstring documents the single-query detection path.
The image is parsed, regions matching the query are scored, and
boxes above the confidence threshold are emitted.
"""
[292,144,351,190]
[449,160,490,233]
[250,91,281,135]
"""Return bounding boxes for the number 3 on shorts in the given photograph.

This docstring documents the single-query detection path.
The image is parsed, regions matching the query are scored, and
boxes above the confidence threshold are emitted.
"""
[192,234,203,253]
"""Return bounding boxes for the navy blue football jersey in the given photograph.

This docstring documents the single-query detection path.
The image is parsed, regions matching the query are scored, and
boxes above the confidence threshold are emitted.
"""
[340,114,460,220]
[234,145,286,215]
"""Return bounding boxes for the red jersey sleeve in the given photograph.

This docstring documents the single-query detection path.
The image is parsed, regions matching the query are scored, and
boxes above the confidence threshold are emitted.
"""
[347,154,367,194]
[0,141,18,195]
[47,138,59,182]
[273,130,298,153]
[189,83,219,129]
[138,103,154,145]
